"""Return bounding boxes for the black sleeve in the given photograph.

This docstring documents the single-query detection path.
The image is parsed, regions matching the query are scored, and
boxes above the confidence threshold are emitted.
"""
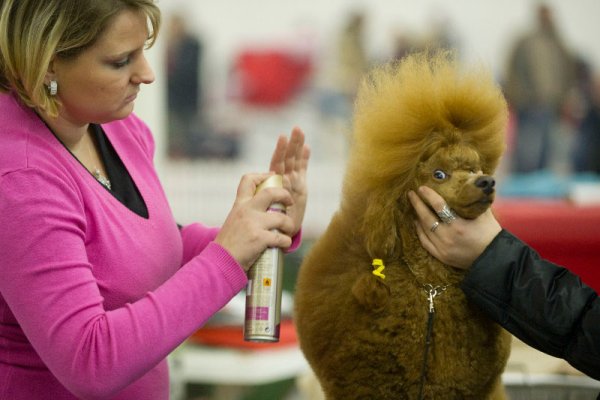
[461,229,600,380]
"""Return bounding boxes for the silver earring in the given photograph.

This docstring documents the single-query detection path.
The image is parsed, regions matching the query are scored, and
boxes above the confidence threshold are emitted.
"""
[48,80,58,96]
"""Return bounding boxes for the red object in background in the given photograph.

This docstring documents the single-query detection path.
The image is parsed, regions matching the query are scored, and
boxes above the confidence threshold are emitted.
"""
[189,319,298,350]
[493,199,600,293]
[234,50,312,105]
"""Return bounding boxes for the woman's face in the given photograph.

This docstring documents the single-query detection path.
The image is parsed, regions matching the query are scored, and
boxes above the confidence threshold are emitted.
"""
[50,9,155,125]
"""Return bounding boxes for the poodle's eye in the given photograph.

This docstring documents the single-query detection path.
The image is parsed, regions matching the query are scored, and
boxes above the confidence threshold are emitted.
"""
[433,169,447,180]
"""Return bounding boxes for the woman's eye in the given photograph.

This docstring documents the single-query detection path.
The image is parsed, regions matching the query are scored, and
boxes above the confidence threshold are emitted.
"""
[112,58,131,68]
[433,170,447,180]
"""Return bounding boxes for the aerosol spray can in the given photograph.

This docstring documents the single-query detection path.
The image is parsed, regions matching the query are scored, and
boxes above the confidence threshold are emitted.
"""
[244,174,285,342]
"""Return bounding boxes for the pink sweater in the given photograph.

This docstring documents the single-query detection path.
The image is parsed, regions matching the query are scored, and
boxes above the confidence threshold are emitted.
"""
[0,92,249,399]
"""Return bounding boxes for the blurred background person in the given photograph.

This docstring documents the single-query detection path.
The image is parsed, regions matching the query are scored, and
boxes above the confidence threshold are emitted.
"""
[573,77,600,175]
[504,4,576,173]
[166,13,240,160]
[312,9,370,158]
[166,13,203,159]
[335,10,368,103]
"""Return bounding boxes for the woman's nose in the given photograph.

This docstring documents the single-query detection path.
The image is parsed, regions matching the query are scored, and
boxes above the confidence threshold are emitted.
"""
[132,54,155,85]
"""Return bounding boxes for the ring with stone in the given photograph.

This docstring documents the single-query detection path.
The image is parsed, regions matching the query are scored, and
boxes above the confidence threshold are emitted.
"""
[437,205,457,224]
[430,221,440,233]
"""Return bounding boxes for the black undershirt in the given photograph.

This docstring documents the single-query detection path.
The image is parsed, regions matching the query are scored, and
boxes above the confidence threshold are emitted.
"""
[90,124,148,218]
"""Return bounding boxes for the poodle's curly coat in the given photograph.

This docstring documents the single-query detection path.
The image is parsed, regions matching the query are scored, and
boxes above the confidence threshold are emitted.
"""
[294,51,512,399]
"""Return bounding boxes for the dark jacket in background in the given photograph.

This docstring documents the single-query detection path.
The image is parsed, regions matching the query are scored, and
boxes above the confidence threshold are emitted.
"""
[461,230,600,381]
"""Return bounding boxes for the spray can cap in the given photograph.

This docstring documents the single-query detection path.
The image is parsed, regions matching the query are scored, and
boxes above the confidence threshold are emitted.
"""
[256,174,283,193]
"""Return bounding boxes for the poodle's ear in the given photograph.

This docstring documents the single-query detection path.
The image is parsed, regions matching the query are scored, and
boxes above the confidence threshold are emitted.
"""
[362,189,402,258]
[351,273,390,313]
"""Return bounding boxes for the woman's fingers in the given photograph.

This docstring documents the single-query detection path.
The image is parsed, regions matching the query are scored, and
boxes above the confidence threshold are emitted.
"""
[417,186,448,214]
[252,185,294,210]
[265,127,310,239]
[269,135,288,175]
[285,127,305,173]
[269,127,309,176]
[234,173,274,203]
[216,173,298,270]
[408,189,439,239]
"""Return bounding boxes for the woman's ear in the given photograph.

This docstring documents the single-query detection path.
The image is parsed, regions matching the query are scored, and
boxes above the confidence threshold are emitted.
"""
[43,57,57,86]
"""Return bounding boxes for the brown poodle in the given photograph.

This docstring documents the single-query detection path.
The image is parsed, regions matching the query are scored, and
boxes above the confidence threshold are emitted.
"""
[294,51,512,399]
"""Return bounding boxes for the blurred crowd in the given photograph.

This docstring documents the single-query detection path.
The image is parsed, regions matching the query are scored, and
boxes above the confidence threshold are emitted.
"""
[163,4,600,177]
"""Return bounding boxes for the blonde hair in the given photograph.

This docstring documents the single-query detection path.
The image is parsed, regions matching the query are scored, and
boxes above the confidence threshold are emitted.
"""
[0,0,160,117]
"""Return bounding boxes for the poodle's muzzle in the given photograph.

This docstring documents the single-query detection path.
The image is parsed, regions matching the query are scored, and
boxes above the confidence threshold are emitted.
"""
[475,175,495,195]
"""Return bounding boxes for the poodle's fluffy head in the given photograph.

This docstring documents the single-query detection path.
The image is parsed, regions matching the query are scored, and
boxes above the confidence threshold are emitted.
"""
[342,51,508,259]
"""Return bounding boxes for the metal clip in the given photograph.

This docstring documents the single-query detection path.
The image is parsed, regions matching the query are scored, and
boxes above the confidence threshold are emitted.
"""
[423,284,449,313]
[425,285,437,313]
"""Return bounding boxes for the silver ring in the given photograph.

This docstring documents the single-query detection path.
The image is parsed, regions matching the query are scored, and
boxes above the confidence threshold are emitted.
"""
[437,204,457,224]
[430,221,440,232]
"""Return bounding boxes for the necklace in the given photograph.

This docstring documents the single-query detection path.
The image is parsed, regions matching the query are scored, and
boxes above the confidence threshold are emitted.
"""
[86,134,112,190]
[93,168,112,190]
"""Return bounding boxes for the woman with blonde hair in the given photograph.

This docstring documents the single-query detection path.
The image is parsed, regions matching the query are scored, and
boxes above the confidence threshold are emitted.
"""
[0,1,310,398]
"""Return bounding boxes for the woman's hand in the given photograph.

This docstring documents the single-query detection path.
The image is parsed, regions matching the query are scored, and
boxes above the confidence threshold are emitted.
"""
[408,186,502,269]
[215,128,309,271]
[268,127,311,236]
[215,173,297,270]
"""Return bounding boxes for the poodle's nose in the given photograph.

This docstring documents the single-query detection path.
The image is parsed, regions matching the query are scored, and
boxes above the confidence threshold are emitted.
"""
[475,175,496,195]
